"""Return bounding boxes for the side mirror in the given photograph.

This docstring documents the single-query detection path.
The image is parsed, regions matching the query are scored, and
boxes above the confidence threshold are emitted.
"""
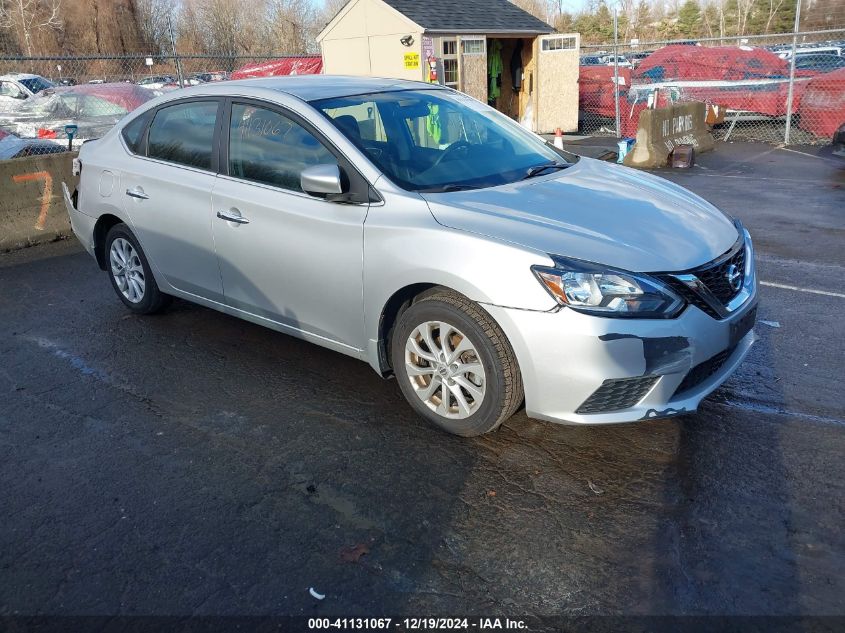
[301,163,343,197]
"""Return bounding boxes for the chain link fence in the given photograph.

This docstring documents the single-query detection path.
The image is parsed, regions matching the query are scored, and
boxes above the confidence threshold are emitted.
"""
[0,53,317,159]
[1,10,844,160]
[578,0,845,145]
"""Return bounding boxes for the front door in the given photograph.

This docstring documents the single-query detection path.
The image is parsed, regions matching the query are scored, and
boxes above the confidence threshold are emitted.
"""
[211,101,368,350]
[121,99,223,302]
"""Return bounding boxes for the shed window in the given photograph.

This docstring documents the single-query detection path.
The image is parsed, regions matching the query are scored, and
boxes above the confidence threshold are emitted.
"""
[461,38,485,55]
[441,38,459,88]
[443,59,458,86]
[541,36,576,52]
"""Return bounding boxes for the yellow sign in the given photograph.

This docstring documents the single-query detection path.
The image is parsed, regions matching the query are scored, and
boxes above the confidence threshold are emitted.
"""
[403,53,420,70]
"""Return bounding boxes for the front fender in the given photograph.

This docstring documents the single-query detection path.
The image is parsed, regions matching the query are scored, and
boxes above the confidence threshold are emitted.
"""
[362,193,557,372]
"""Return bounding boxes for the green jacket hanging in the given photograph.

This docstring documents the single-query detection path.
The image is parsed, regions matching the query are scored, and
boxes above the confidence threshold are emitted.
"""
[426,104,441,145]
[488,40,503,101]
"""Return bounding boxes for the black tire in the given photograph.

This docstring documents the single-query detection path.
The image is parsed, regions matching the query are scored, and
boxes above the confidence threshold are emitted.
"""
[391,290,524,437]
[104,223,171,315]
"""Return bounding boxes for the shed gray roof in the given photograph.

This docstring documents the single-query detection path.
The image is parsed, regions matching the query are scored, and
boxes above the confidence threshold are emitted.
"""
[382,0,553,34]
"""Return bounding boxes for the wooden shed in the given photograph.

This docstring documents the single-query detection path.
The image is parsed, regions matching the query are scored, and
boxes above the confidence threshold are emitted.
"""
[317,0,580,133]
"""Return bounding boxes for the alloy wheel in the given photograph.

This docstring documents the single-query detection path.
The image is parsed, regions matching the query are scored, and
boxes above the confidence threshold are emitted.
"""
[109,237,145,303]
[404,320,486,419]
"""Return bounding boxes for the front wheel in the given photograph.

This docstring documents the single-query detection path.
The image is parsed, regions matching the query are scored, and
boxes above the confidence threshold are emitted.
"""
[391,291,524,436]
[105,223,171,314]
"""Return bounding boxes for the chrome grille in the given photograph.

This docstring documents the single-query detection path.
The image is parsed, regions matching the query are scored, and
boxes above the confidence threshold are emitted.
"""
[696,246,746,304]
[656,235,749,320]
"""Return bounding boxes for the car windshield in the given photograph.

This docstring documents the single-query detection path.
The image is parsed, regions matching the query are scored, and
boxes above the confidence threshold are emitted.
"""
[19,76,54,93]
[312,88,577,192]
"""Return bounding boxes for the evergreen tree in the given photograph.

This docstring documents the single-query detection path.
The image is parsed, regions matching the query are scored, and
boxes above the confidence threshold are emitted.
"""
[677,0,702,37]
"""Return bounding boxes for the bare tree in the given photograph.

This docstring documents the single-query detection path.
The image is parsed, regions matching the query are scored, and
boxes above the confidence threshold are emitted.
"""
[179,0,262,63]
[0,0,63,57]
[134,0,175,54]
[320,0,349,22]
[763,0,787,33]
[510,0,550,22]
[736,0,757,35]
[263,0,317,54]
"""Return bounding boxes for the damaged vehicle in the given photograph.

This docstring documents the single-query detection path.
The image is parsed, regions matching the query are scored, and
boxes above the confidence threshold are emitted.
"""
[63,77,757,436]
[0,73,55,111]
[0,128,67,159]
[0,83,159,144]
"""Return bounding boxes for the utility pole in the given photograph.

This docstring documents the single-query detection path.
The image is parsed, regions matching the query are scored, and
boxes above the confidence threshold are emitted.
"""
[613,8,621,138]
[168,14,185,89]
[783,0,802,145]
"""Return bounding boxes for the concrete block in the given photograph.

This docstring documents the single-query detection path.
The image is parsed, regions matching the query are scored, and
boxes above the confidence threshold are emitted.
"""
[0,152,76,252]
[623,102,714,169]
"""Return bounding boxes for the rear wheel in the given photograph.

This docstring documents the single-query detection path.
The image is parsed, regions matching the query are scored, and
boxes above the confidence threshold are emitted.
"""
[105,224,170,314]
[391,291,523,436]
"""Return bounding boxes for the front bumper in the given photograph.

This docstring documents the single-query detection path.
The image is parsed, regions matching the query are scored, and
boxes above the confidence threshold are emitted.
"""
[482,292,757,425]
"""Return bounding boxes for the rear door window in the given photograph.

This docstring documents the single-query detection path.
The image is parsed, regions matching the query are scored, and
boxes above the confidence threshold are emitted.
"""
[148,100,219,170]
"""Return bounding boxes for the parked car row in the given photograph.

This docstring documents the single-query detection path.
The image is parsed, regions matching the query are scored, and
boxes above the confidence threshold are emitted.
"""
[0,69,231,151]
[138,71,229,89]
[0,81,161,147]
[582,39,845,74]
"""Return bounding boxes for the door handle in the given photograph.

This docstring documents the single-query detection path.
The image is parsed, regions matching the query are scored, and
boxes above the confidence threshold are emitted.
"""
[216,209,250,224]
[125,187,149,200]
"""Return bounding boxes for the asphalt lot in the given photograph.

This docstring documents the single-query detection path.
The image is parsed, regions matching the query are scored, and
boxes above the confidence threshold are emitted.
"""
[1,141,843,621]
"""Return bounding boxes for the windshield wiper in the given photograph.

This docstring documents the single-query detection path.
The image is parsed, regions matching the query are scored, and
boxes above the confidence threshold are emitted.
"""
[522,162,571,180]
[419,184,479,193]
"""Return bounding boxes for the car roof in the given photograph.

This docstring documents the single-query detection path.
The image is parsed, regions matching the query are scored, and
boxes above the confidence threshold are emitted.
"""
[178,75,446,102]
[0,73,42,81]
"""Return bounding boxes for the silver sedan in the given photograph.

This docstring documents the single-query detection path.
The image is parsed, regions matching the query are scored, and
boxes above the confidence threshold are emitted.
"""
[63,76,757,436]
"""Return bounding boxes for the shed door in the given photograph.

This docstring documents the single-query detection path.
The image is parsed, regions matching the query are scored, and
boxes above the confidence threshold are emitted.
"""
[536,33,580,134]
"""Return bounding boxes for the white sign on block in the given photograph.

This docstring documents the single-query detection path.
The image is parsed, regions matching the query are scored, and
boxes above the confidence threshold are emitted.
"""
[145,57,154,66]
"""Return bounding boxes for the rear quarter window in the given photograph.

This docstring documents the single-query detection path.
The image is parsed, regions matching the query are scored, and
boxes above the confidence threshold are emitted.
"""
[121,113,149,155]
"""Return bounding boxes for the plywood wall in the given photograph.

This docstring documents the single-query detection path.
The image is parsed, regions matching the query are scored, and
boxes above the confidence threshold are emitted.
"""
[536,33,580,133]
[459,39,487,103]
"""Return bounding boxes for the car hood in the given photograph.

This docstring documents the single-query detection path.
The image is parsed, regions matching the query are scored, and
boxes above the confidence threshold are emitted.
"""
[420,158,738,272]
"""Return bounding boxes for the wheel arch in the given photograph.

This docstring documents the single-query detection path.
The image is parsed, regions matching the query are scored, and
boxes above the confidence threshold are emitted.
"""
[93,213,126,270]
[375,283,440,376]
[375,282,511,378]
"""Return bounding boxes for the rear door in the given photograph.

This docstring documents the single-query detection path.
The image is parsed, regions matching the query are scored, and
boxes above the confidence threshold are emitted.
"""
[121,98,224,302]
[211,99,370,350]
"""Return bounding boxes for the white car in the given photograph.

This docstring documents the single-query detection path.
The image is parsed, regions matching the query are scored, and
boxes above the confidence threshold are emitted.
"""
[778,46,842,59]
[63,76,757,436]
[137,75,177,90]
[0,73,55,110]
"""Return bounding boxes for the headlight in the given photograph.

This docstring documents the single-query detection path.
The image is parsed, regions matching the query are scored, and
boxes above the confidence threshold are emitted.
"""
[532,256,685,318]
